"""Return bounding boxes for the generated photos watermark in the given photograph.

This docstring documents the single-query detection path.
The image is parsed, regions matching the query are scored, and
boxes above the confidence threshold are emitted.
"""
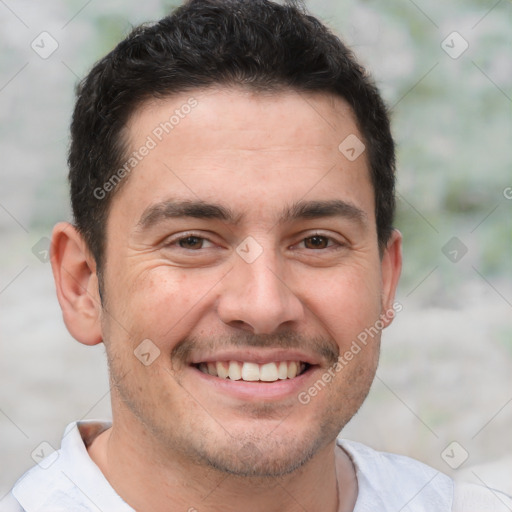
[298,300,403,405]
[93,97,198,200]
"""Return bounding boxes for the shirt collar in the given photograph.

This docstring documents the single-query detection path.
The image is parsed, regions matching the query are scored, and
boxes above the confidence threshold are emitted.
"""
[12,420,134,512]
[12,421,452,512]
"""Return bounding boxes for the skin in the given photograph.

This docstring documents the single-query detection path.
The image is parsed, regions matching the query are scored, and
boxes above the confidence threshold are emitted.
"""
[51,87,402,512]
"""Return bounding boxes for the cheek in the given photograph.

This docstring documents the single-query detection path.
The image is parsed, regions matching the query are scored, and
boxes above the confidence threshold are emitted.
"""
[106,265,221,351]
[298,262,382,339]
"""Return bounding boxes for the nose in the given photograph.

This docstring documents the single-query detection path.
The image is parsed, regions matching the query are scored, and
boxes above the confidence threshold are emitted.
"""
[216,249,305,334]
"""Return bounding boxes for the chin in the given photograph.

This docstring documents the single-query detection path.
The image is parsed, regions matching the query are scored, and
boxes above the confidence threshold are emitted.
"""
[200,437,322,478]
[184,417,335,478]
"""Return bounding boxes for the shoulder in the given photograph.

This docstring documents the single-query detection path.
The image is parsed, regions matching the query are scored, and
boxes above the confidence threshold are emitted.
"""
[6,420,132,512]
[453,481,512,512]
[338,438,454,511]
[0,492,25,512]
[338,439,512,512]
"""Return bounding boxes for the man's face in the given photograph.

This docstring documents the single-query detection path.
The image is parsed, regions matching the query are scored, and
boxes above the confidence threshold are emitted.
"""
[99,88,400,476]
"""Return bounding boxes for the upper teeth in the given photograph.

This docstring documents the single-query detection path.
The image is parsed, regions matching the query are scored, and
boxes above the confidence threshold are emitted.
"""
[198,361,306,382]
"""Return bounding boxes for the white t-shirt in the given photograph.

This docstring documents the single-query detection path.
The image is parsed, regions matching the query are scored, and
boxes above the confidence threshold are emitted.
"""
[1,420,510,511]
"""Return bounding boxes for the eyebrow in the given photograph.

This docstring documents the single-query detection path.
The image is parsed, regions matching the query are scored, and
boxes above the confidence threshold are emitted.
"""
[136,198,367,230]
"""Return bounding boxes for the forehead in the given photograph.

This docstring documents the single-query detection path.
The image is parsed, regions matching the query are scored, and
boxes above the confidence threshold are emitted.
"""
[110,87,374,229]
[129,87,361,150]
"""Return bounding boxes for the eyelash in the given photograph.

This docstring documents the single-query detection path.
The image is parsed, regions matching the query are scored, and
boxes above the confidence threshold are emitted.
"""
[165,232,344,252]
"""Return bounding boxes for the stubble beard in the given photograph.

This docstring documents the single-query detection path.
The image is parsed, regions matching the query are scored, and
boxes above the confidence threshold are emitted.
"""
[105,341,379,479]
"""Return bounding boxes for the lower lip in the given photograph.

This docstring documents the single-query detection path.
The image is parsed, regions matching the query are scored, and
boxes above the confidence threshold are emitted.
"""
[190,365,319,402]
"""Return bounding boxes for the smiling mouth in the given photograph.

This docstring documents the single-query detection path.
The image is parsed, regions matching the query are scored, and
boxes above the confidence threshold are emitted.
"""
[193,361,312,383]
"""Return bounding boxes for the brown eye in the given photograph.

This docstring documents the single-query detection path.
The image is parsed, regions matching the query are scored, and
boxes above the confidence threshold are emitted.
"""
[303,235,330,249]
[178,236,205,250]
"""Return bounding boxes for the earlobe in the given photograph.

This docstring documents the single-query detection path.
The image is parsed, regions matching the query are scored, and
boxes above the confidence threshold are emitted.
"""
[380,229,403,327]
[50,222,103,346]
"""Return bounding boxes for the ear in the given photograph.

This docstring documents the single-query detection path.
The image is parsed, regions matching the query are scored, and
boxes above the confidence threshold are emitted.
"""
[50,222,103,346]
[380,229,403,327]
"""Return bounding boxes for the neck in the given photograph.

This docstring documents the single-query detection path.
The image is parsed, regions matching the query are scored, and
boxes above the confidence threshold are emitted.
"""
[88,418,357,512]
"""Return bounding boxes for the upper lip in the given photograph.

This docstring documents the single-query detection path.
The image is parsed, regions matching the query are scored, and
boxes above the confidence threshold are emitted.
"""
[189,349,322,366]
